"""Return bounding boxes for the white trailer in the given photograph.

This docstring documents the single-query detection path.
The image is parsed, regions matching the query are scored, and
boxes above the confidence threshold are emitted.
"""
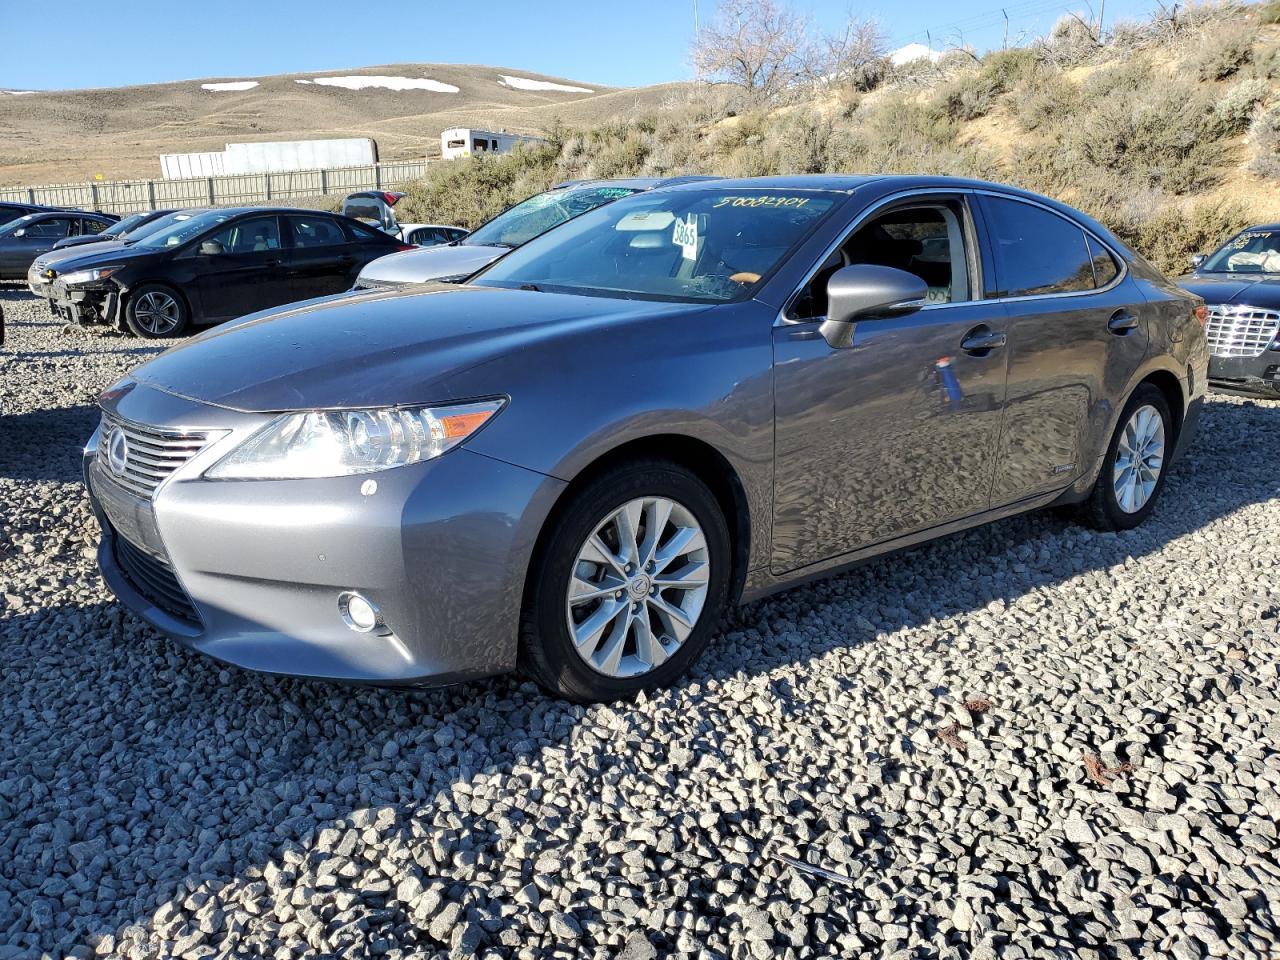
[440,128,545,160]
[160,138,379,180]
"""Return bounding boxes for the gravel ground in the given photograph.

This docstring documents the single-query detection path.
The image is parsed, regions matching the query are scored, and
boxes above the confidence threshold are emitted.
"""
[2,285,1278,960]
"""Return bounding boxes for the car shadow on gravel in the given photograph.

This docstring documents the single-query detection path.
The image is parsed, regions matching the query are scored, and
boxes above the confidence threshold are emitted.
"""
[0,403,102,482]
[2,396,1278,954]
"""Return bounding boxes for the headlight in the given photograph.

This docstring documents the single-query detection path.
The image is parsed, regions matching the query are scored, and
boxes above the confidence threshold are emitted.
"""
[60,265,121,286]
[206,399,506,479]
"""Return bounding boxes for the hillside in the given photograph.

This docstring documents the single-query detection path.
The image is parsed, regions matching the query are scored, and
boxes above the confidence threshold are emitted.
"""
[397,3,1280,275]
[0,64,681,186]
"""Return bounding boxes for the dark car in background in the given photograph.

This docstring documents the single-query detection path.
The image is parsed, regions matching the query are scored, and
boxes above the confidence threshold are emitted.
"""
[0,201,72,229]
[51,209,176,251]
[84,176,1205,701]
[1180,224,1280,397]
[43,207,407,337]
[0,210,120,279]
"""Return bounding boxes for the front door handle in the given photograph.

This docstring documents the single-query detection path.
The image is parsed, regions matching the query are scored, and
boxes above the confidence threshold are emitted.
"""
[1108,310,1139,334]
[960,326,1007,355]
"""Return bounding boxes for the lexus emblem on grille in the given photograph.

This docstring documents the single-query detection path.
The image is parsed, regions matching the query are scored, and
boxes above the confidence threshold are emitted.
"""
[106,427,129,477]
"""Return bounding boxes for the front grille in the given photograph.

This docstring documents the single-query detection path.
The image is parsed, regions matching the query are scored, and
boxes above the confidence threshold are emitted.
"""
[1204,305,1280,358]
[113,532,200,626]
[98,413,208,500]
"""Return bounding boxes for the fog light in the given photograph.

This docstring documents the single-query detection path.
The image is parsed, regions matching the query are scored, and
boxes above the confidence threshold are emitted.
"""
[339,592,382,633]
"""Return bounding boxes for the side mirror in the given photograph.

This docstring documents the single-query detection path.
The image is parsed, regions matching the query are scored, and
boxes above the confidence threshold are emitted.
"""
[199,240,225,256]
[1190,253,1208,270]
[819,264,929,349]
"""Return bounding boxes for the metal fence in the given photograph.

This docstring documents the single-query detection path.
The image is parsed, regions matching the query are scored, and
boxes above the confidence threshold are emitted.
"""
[0,159,431,214]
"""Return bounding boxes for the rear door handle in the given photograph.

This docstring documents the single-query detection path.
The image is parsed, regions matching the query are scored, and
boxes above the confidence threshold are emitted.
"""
[960,327,1007,355]
[1108,310,1139,334]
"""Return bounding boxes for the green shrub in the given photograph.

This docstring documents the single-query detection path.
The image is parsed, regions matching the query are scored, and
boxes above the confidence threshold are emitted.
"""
[1072,78,1232,193]
[936,47,1039,120]
[1262,0,1280,24]
[1012,71,1080,131]
[1249,102,1280,178]
[1119,197,1252,275]
[1214,76,1268,133]
[1195,19,1256,81]
[399,144,559,226]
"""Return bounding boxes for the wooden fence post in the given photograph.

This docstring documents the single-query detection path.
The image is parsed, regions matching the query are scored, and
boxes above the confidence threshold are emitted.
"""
[207,178,215,205]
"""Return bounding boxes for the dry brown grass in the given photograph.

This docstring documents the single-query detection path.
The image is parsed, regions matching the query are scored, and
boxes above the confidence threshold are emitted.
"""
[1082,753,1134,786]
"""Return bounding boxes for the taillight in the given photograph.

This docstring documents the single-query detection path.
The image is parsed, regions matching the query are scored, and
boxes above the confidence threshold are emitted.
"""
[396,243,415,252]
[1194,304,1208,326]
[381,191,405,206]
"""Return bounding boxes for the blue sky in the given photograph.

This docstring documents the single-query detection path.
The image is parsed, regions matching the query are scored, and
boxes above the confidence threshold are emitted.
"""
[3,0,1154,91]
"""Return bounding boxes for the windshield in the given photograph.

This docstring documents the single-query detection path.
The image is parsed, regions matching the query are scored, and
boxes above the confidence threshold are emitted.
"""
[104,213,147,237]
[473,188,840,303]
[133,210,232,250]
[1202,228,1280,273]
[464,185,640,249]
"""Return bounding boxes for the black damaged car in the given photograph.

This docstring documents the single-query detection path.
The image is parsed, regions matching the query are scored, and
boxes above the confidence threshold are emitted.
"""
[43,206,408,338]
[1181,224,1280,397]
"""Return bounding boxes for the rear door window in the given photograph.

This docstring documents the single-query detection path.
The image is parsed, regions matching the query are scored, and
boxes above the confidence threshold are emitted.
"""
[290,216,347,248]
[205,216,282,254]
[981,195,1095,298]
[80,217,110,235]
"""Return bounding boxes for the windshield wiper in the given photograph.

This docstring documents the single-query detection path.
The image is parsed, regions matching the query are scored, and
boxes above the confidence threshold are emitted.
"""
[518,283,542,292]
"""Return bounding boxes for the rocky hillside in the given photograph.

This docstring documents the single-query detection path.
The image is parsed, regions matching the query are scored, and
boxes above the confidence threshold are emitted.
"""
[401,2,1280,275]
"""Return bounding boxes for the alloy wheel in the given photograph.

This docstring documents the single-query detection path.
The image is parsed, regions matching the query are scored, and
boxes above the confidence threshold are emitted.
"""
[1112,403,1165,513]
[564,496,710,678]
[134,291,180,336]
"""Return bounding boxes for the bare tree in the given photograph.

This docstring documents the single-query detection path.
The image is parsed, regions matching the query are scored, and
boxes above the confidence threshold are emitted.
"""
[808,12,888,90]
[690,0,814,101]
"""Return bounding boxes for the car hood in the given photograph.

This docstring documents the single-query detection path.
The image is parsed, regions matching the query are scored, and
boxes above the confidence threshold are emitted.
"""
[44,242,158,274]
[358,244,506,283]
[125,284,711,412]
[34,240,131,272]
[1177,273,1280,310]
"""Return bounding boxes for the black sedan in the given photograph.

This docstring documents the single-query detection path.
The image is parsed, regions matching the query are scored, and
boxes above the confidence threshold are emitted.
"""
[50,209,176,251]
[42,207,409,338]
[1180,223,1280,397]
[0,211,120,279]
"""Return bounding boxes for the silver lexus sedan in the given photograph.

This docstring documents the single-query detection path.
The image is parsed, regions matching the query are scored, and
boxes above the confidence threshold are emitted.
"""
[84,176,1207,702]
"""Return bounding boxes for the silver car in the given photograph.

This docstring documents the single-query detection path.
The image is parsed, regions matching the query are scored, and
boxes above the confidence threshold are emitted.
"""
[352,177,715,289]
[85,176,1207,702]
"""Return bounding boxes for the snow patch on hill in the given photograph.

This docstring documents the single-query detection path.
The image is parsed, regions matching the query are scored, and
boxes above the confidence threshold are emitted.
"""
[201,81,260,92]
[297,76,460,93]
[498,75,593,93]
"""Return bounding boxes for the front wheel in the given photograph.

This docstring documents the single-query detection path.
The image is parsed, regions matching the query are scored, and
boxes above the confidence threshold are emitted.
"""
[521,460,731,702]
[1080,384,1172,531]
[125,284,189,339]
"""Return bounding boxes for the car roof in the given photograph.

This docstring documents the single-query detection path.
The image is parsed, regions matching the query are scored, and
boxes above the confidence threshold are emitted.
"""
[195,206,341,217]
[11,210,113,222]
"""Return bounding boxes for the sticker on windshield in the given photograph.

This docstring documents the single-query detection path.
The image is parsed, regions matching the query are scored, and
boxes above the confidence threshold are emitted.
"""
[712,195,811,209]
[672,214,698,260]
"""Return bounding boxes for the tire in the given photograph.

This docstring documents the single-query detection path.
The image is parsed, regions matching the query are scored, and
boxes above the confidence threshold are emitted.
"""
[520,459,731,702]
[1079,383,1173,531]
[125,284,189,339]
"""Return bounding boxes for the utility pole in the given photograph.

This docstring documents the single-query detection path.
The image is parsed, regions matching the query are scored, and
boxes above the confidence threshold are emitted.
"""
[1002,8,1009,49]
[693,0,699,34]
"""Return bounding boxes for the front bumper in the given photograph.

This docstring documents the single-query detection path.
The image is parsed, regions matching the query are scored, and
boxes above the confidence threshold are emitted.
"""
[1208,351,1280,397]
[84,383,565,685]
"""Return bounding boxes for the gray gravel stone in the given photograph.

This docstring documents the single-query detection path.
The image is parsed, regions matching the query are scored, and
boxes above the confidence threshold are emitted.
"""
[2,288,1280,958]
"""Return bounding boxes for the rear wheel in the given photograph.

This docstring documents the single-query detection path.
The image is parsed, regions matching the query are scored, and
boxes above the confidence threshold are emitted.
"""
[1079,383,1172,531]
[521,460,731,702]
[125,284,189,339]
